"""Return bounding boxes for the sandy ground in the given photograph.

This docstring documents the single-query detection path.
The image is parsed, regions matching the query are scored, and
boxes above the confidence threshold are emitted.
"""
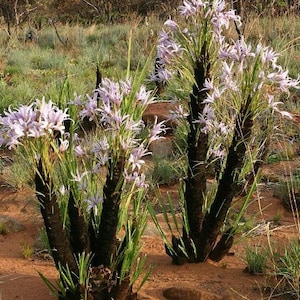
[0,160,299,300]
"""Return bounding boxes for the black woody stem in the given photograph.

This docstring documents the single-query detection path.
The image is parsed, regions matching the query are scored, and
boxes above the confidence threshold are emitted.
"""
[183,44,210,261]
[197,95,254,262]
[35,159,77,273]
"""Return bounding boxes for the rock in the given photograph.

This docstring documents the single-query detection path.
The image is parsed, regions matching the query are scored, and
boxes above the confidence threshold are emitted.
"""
[143,102,178,158]
[0,215,25,233]
[149,135,174,158]
[143,101,180,131]
[163,287,232,300]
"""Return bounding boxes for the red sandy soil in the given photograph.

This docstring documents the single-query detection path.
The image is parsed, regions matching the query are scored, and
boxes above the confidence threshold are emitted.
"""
[0,159,300,300]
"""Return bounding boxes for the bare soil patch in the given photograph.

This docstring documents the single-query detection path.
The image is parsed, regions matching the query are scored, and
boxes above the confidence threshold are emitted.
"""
[0,159,299,300]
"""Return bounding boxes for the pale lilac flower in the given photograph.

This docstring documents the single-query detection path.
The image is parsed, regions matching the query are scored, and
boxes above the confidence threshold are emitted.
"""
[179,0,198,17]
[199,105,215,123]
[133,172,148,188]
[158,29,169,44]
[202,93,215,105]
[176,104,189,118]
[202,87,223,104]
[69,94,83,106]
[120,136,138,151]
[75,145,86,157]
[169,104,189,120]
[164,19,178,31]
[100,99,112,121]
[211,3,241,38]
[59,138,69,152]
[267,94,293,119]
[233,38,254,62]
[128,155,145,172]
[219,38,254,64]
[267,94,282,108]
[37,98,68,135]
[124,170,148,188]
[157,31,184,64]
[8,104,36,124]
[194,105,215,134]
[170,41,184,56]
[135,85,154,106]
[267,67,299,93]
[28,123,44,138]
[59,185,68,196]
[259,45,279,67]
[149,116,167,144]
[0,99,69,148]
[157,43,174,65]
[71,169,89,182]
[97,78,122,106]
[124,169,134,181]
[278,110,293,119]
[97,151,109,166]
[112,112,129,129]
[221,61,234,77]
[202,78,214,91]
[216,122,229,135]
[124,118,144,135]
[128,146,151,171]
[85,193,103,212]
[0,132,19,149]
[91,138,110,165]
[150,67,173,83]
[120,79,131,96]
[194,0,208,9]
[1,104,37,140]
[220,61,238,91]
[79,93,99,121]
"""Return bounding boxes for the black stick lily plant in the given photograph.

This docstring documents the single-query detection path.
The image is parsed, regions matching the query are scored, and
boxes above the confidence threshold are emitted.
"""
[0,52,163,299]
[149,0,299,264]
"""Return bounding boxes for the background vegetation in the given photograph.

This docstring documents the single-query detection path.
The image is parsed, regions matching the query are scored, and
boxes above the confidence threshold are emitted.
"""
[1,0,300,33]
[0,1,300,299]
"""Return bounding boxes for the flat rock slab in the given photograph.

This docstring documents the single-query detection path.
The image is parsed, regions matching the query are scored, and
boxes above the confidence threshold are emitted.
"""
[0,215,25,233]
[143,101,180,130]
[149,135,174,158]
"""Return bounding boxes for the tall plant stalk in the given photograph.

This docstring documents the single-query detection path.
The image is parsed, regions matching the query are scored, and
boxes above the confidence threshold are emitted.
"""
[94,159,123,267]
[197,96,253,261]
[150,0,299,264]
[0,62,162,298]
[182,52,210,262]
[35,159,78,274]
[35,159,82,300]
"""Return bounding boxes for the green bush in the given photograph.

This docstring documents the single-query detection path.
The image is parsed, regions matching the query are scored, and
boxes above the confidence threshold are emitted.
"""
[152,157,180,185]
[30,51,65,70]
[270,240,300,299]
[37,32,56,49]
[245,245,267,274]
[274,173,300,211]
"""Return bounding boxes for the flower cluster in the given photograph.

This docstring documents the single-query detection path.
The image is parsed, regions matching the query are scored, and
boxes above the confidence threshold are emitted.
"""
[0,98,69,149]
[74,78,166,189]
[76,78,154,125]
[216,39,299,116]
[152,0,298,165]
[178,0,240,37]
[190,37,299,164]
[151,0,240,84]
[150,30,184,83]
